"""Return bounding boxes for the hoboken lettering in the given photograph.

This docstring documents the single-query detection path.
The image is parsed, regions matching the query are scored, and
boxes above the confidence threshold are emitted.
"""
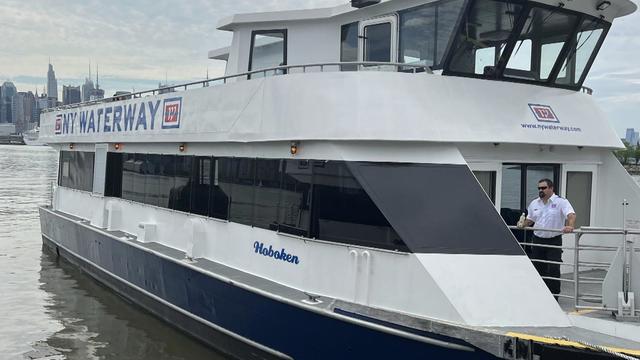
[253,242,300,265]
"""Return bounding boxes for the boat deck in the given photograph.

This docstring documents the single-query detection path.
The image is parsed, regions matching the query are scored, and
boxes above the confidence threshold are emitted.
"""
[47,208,640,358]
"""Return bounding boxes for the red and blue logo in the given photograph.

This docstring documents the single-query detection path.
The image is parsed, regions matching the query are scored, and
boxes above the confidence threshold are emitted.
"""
[54,115,62,134]
[529,104,559,123]
[161,97,182,129]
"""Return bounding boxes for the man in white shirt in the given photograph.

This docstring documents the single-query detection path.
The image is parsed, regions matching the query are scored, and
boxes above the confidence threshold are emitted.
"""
[518,178,576,299]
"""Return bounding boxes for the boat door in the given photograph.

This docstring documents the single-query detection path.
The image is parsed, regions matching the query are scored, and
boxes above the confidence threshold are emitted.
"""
[358,16,398,65]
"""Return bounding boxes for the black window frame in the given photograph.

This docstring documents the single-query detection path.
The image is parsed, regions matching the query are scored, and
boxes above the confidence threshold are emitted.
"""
[441,0,612,91]
[248,29,288,79]
[397,0,468,70]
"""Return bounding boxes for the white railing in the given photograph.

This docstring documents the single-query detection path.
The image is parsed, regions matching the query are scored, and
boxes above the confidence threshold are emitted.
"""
[509,224,640,317]
[42,62,433,114]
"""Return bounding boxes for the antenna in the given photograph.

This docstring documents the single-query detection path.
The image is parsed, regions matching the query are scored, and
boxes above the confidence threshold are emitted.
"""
[96,64,99,88]
[89,60,92,81]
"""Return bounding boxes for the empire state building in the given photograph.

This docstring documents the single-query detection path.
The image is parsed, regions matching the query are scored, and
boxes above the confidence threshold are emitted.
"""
[47,62,58,101]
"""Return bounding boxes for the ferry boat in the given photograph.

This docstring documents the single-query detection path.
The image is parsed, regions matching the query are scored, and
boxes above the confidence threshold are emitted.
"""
[23,127,47,146]
[38,0,640,358]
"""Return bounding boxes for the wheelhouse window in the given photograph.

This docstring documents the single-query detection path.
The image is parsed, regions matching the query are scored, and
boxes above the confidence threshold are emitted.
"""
[444,0,610,89]
[364,23,392,62]
[341,22,359,71]
[249,30,287,78]
[398,0,465,69]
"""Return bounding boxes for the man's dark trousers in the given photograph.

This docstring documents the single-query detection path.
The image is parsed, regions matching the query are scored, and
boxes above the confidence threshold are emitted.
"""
[531,234,563,297]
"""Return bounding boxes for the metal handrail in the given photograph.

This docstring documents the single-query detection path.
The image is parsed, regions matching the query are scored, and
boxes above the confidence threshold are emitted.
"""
[42,61,433,114]
[508,224,638,316]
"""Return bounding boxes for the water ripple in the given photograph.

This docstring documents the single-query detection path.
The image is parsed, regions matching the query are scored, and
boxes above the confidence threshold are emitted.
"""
[0,145,224,360]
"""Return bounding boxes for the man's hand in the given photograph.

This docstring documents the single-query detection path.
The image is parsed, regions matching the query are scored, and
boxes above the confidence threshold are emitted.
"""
[562,226,574,233]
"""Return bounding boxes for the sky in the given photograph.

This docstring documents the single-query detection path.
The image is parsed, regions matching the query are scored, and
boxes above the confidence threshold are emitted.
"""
[0,0,638,137]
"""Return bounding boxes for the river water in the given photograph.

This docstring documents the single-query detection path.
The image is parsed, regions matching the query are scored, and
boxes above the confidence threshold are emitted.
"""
[1,145,640,359]
[0,145,224,360]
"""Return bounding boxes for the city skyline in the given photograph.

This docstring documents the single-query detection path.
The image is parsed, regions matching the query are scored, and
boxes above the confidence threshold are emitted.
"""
[0,0,639,137]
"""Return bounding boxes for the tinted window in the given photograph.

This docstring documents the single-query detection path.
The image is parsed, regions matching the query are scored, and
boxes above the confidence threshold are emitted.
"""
[399,5,436,66]
[311,161,404,250]
[217,158,255,225]
[210,158,230,220]
[436,0,465,67]
[58,151,74,188]
[279,160,313,237]
[364,22,392,62]
[105,152,123,197]
[191,157,212,216]
[170,156,192,212]
[143,154,163,207]
[341,22,359,71]
[566,172,592,228]
[254,159,282,230]
[58,151,95,192]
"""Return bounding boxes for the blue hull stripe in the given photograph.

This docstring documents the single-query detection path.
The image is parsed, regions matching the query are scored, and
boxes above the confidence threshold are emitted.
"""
[40,208,498,360]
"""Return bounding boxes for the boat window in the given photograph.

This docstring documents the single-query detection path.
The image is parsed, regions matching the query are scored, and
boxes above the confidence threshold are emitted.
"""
[399,0,465,69]
[500,163,560,227]
[253,159,282,231]
[142,154,163,207]
[210,158,230,220]
[105,152,123,197]
[190,157,212,217]
[566,172,592,228]
[566,18,608,86]
[448,0,524,76]
[169,156,192,212]
[279,160,313,237]
[58,151,95,192]
[222,158,255,226]
[504,7,579,82]
[311,161,406,251]
[340,22,359,71]
[473,170,496,204]
[249,30,287,78]
[364,23,392,62]
[444,0,611,90]
[500,164,522,221]
[121,153,139,203]
[541,42,566,80]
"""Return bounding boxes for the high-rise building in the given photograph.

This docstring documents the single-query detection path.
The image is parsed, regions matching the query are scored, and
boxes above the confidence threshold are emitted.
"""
[12,93,26,133]
[63,85,82,105]
[47,62,58,101]
[625,128,639,146]
[0,81,17,123]
[11,92,38,134]
[36,92,53,126]
[81,77,95,102]
[81,64,104,101]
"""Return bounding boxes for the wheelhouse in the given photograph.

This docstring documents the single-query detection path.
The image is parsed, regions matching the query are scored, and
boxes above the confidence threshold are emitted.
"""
[213,0,634,91]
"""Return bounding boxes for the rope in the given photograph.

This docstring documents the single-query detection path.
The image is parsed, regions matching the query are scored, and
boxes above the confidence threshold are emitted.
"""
[550,337,640,360]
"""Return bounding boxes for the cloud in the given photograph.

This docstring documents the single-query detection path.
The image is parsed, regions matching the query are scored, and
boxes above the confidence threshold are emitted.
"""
[0,0,344,95]
[1,0,639,136]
